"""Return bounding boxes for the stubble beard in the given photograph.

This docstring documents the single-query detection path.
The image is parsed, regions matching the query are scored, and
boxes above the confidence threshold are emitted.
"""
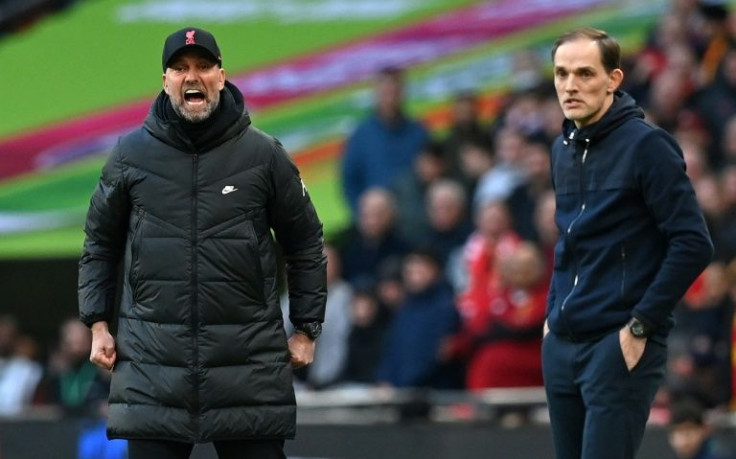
[171,91,220,123]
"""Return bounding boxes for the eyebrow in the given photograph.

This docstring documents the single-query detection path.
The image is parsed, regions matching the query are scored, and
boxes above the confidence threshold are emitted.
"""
[554,65,597,73]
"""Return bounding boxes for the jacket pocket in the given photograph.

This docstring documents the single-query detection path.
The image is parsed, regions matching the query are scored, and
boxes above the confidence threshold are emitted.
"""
[244,220,266,301]
[129,207,145,299]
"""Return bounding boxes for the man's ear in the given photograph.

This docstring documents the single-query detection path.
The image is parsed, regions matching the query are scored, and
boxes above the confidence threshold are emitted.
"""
[608,68,624,94]
[218,68,225,91]
[162,74,169,94]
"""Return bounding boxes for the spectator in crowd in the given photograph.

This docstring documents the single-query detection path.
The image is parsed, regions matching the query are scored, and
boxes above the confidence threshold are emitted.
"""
[669,262,734,408]
[501,89,546,137]
[474,127,528,207]
[341,286,389,386]
[374,256,406,315]
[510,50,545,93]
[455,139,494,211]
[453,199,521,299]
[506,137,552,242]
[716,165,736,260]
[668,398,735,459]
[376,249,461,389]
[341,66,430,216]
[697,1,732,85]
[448,242,547,390]
[392,141,447,243]
[694,47,736,166]
[533,189,558,276]
[644,66,693,133]
[633,13,690,85]
[0,315,42,416]
[417,179,473,264]
[339,187,409,284]
[682,137,712,184]
[694,173,726,243]
[442,91,491,180]
[538,91,565,145]
[719,115,736,165]
[282,244,353,390]
[35,319,109,417]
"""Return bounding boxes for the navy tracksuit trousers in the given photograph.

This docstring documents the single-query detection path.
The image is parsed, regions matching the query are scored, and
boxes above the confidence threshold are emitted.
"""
[541,330,667,459]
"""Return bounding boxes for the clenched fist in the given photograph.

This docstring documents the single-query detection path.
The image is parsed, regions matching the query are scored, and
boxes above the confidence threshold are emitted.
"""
[90,321,117,371]
[288,333,315,369]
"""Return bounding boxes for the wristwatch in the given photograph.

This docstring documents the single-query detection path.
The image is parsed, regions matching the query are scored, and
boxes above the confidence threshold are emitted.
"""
[627,317,651,338]
[294,321,322,340]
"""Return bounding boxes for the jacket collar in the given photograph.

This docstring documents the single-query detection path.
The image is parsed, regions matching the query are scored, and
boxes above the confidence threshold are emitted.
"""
[562,90,645,145]
[144,80,251,153]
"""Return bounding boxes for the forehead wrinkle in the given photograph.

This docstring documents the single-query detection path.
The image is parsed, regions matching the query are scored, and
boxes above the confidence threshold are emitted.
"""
[554,39,603,69]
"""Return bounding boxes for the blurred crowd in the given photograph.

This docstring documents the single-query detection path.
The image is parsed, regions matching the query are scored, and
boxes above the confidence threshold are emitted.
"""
[1,2,735,442]
[320,0,736,420]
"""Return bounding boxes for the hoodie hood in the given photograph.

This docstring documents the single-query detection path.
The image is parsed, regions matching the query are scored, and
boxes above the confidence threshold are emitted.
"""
[562,90,645,144]
[144,80,251,152]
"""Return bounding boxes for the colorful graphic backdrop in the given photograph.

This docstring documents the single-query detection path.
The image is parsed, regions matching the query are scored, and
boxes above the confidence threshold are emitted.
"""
[0,0,666,257]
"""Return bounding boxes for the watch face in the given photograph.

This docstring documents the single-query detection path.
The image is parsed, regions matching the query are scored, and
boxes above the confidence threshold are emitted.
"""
[298,322,322,339]
[630,321,645,337]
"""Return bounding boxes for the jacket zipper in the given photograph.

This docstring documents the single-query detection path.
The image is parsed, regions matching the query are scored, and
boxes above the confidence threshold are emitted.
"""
[559,138,589,338]
[190,152,200,438]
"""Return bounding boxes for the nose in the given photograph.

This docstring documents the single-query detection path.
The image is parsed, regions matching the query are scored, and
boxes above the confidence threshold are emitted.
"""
[184,68,199,83]
[564,75,577,93]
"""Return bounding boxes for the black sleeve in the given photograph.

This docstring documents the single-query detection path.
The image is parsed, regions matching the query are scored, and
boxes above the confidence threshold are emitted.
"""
[78,142,130,327]
[267,139,327,325]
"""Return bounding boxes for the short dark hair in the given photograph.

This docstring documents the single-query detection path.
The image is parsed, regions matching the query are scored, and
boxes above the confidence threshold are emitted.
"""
[669,398,706,427]
[404,247,442,268]
[420,140,446,160]
[551,27,621,73]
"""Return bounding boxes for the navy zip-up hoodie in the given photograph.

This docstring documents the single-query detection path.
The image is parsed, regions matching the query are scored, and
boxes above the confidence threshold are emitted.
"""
[547,91,713,343]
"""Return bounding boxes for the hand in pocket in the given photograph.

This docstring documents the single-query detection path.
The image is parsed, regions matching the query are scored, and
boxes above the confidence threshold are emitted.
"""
[619,327,646,372]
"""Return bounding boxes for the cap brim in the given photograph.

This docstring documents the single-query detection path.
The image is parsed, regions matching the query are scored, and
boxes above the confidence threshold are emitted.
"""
[165,45,221,69]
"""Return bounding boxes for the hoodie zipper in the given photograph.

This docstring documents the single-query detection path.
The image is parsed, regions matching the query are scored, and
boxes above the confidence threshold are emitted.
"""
[559,137,590,338]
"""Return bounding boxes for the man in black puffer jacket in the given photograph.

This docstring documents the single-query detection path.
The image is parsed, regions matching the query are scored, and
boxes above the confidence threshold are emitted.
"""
[78,27,326,459]
[542,28,713,459]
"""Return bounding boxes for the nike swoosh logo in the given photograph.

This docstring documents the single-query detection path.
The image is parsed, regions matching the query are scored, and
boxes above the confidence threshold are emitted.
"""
[222,185,238,195]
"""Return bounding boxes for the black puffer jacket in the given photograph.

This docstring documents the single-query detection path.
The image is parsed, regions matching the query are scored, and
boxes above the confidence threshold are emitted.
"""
[78,82,327,442]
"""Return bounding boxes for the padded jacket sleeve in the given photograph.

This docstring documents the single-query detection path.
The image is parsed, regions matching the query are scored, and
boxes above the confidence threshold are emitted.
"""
[268,139,327,325]
[78,143,130,327]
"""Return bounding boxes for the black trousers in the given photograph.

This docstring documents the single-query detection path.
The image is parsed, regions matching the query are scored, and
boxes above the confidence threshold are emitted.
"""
[127,439,286,459]
[542,330,667,459]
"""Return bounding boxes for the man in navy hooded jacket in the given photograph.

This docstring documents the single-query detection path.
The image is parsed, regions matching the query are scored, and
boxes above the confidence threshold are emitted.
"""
[542,28,713,459]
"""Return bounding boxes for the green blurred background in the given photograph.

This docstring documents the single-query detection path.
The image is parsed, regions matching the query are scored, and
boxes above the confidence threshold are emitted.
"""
[0,0,665,258]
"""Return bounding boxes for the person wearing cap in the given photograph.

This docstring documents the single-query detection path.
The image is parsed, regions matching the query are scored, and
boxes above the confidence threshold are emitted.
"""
[78,27,327,459]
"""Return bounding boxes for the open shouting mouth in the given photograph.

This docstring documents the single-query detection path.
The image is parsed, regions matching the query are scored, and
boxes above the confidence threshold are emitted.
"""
[184,89,206,105]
